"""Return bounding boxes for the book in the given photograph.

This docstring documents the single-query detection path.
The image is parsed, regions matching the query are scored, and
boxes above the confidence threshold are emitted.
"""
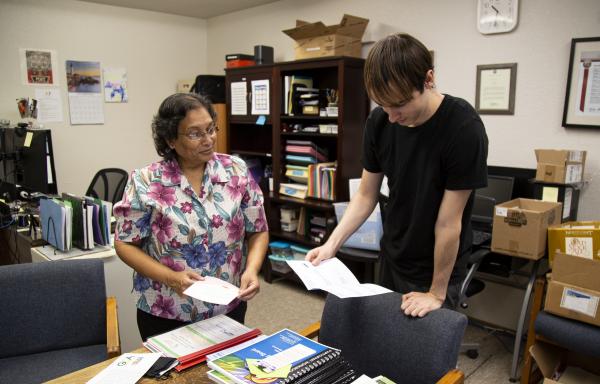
[279,183,308,199]
[225,53,255,61]
[143,314,262,372]
[208,329,346,384]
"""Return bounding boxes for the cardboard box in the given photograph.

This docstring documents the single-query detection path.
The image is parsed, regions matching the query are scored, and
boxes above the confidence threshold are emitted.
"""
[491,198,562,260]
[282,14,369,59]
[531,342,600,383]
[548,221,600,265]
[535,149,586,184]
[545,252,600,326]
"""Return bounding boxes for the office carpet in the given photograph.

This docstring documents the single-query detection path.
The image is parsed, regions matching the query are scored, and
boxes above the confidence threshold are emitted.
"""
[246,275,522,384]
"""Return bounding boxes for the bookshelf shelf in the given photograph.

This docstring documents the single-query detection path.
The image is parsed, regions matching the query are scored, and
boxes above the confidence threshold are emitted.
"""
[280,132,338,138]
[280,115,338,121]
[269,192,334,210]
[230,149,272,158]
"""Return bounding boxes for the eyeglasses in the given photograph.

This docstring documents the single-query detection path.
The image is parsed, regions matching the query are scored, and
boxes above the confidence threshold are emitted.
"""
[179,123,219,141]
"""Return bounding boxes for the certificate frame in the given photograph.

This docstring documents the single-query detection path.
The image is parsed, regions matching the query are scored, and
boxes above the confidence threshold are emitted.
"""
[475,63,517,115]
[562,37,600,129]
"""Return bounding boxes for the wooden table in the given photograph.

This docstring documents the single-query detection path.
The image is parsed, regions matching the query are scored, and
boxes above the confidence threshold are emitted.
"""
[45,348,212,384]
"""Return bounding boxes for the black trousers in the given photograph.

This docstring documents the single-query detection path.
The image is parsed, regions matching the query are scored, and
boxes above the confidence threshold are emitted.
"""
[378,256,461,309]
[137,301,248,341]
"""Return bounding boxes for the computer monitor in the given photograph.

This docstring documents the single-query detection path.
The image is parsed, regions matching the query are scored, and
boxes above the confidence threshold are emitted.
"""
[0,127,57,199]
[471,175,515,229]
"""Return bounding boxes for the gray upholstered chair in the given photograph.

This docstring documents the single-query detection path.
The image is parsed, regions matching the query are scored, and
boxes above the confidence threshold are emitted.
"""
[300,292,467,384]
[0,259,120,383]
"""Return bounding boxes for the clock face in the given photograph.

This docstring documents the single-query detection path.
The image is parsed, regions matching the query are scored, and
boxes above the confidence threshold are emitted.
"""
[477,0,519,34]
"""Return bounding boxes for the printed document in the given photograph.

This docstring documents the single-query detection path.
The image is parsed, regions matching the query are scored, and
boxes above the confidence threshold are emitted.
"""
[183,276,239,305]
[286,258,391,298]
[87,353,161,384]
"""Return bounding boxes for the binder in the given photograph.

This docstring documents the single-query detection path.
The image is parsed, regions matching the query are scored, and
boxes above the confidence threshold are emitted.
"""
[62,193,86,250]
[39,198,69,251]
[143,314,262,372]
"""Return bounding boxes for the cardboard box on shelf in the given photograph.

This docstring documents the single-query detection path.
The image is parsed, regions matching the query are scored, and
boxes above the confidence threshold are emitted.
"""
[548,221,600,266]
[535,149,586,184]
[491,198,562,260]
[545,252,600,326]
[282,14,369,60]
[530,342,600,384]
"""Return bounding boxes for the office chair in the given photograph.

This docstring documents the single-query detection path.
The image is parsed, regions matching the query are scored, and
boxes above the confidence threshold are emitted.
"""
[0,259,120,384]
[85,167,129,205]
[300,292,467,383]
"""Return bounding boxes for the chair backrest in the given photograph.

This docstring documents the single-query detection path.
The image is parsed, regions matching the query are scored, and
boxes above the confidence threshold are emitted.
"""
[319,292,467,384]
[0,259,107,358]
[85,168,129,205]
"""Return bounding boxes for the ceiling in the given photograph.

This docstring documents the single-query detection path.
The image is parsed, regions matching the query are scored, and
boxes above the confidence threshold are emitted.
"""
[77,0,282,19]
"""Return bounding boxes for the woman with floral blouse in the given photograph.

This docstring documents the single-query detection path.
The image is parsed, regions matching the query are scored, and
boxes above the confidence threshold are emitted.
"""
[113,93,269,340]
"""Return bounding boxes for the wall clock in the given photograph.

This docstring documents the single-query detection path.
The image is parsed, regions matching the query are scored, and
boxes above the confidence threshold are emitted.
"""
[477,0,519,34]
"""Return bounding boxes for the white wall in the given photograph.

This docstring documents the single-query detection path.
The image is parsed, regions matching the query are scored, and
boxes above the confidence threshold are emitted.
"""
[206,0,600,219]
[0,0,208,196]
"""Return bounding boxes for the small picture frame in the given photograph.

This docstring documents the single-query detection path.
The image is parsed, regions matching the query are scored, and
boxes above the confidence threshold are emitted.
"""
[475,63,517,115]
[562,37,600,129]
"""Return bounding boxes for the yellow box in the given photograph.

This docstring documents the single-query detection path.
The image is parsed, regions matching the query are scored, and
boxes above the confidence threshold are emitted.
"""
[282,14,369,60]
[548,221,600,265]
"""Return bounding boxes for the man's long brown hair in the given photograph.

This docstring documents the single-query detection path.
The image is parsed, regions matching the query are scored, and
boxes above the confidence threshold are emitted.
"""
[364,33,433,106]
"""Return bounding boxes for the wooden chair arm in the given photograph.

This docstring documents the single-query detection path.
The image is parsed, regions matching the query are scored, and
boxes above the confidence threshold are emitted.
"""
[436,369,464,384]
[299,321,321,339]
[106,296,121,358]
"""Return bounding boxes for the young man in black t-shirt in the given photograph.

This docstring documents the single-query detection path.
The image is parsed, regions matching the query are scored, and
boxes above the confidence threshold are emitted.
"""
[306,33,488,317]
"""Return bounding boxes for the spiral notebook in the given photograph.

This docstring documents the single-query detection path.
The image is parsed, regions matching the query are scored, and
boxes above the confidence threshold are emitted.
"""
[208,329,356,384]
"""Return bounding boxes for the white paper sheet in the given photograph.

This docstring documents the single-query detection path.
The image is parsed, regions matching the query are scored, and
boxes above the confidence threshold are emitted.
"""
[183,276,239,305]
[35,88,63,123]
[87,353,161,384]
[230,81,247,115]
[251,79,270,115]
[68,93,104,125]
[286,258,392,298]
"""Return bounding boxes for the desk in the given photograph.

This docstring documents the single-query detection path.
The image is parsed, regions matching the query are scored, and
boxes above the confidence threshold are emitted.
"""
[46,348,211,384]
[32,245,143,353]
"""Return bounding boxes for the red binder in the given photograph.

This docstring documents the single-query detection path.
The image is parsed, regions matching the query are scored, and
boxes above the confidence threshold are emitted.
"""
[174,328,262,371]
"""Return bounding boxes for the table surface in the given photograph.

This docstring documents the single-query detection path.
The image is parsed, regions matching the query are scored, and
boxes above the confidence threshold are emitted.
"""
[45,348,212,384]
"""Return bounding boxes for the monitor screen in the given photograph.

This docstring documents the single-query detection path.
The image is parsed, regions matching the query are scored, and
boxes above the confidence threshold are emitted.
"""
[471,175,515,226]
[0,127,57,197]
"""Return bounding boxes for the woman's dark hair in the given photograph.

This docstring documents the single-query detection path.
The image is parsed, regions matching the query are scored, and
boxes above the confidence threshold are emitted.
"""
[364,33,433,106]
[152,93,217,160]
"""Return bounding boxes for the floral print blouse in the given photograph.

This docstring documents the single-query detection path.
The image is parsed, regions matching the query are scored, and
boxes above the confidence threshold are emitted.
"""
[113,154,268,322]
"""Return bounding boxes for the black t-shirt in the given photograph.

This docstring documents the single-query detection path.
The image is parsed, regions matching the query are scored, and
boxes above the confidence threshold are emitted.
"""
[362,94,488,285]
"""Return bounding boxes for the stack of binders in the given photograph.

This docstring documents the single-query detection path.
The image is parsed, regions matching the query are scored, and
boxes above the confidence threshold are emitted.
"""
[40,193,112,252]
[280,140,329,200]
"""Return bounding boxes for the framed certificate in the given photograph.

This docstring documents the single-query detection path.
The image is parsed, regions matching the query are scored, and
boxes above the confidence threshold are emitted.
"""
[475,63,517,115]
[562,37,600,129]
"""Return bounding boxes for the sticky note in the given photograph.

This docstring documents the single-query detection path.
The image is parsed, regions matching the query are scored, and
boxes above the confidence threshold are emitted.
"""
[256,115,266,125]
[24,132,33,147]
